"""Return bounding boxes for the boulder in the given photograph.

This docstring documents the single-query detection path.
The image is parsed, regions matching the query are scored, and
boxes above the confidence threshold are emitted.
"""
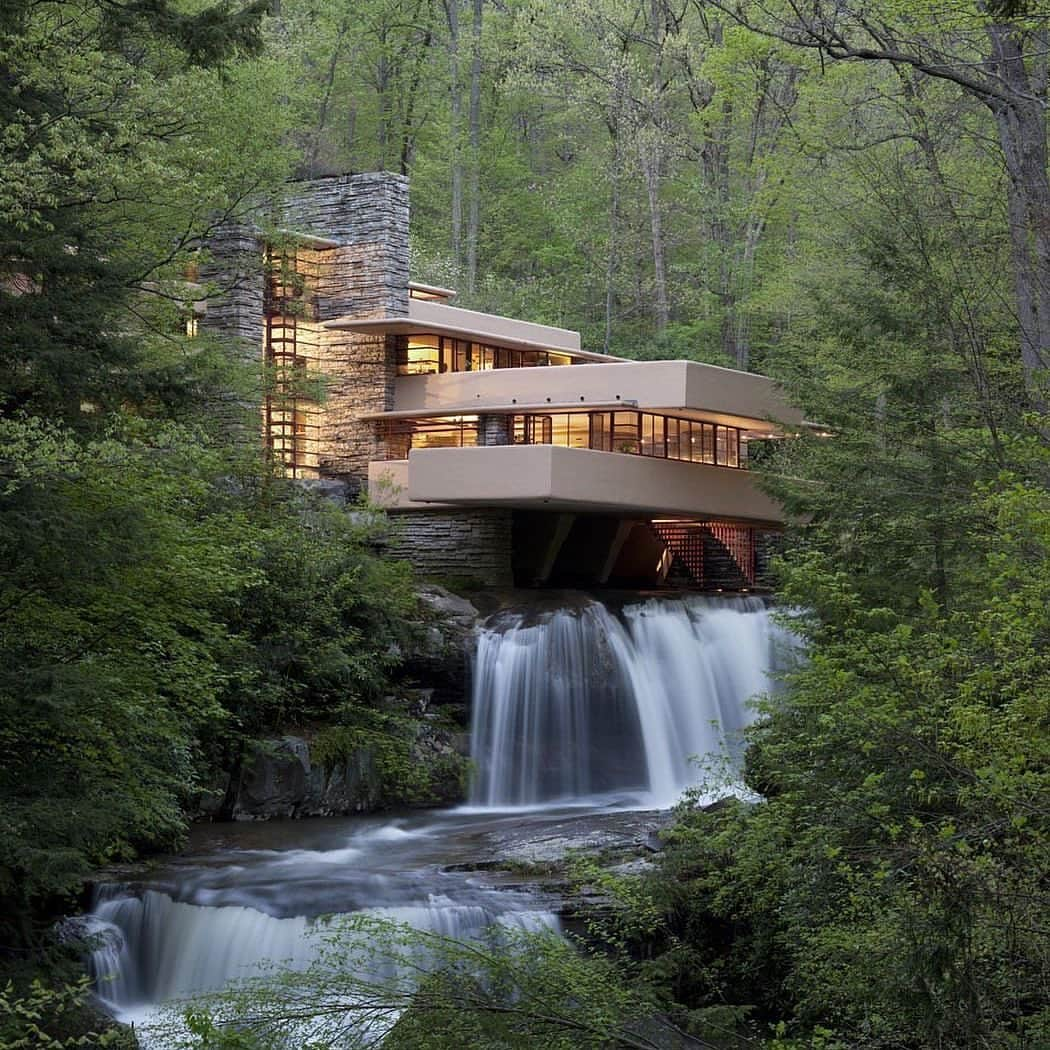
[400,585,481,701]
[230,736,312,820]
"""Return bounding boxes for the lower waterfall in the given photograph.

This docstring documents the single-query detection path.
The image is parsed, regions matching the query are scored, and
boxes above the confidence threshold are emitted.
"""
[91,887,556,1015]
[469,595,791,810]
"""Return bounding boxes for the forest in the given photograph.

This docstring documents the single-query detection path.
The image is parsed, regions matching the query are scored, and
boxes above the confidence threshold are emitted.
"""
[0,0,1048,1047]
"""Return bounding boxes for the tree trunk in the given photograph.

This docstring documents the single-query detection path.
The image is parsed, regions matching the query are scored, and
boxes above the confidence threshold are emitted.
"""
[305,25,347,177]
[637,0,670,332]
[465,0,483,293]
[605,130,622,353]
[444,0,463,270]
[376,34,390,170]
[643,146,669,331]
[399,5,433,176]
[986,25,1050,412]
[897,71,1008,464]
[724,213,765,370]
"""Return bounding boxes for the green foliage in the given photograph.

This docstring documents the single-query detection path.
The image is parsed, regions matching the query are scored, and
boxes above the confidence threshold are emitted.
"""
[0,0,426,942]
[0,0,295,420]
[310,713,430,803]
[1,7,1047,1050]
[0,417,419,927]
[166,916,679,1050]
[211,493,414,737]
[590,475,1050,1049]
[1,418,235,918]
[0,975,134,1049]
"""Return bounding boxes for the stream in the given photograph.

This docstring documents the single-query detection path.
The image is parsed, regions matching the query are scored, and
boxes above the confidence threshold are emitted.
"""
[86,594,794,1041]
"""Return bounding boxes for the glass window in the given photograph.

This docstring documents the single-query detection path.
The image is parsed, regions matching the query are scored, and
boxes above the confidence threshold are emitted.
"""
[454,340,471,372]
[439,338,454,374]
[684,422,697,462]
[590,412,610,451]
[700,424,714,464]
[391,410,746,468]
[612,412,640,454]
[664,418,678,460]
[392,336,599,374]
[410,417,478,449]
[386,431,411,459]
[641,413,665,457]
[550,414,568,447]
[724,427,739,467]
[567,414,590,448]
[398,335,441,375]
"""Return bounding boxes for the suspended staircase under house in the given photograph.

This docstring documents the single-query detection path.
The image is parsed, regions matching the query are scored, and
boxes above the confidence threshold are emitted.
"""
[650,521,760,592]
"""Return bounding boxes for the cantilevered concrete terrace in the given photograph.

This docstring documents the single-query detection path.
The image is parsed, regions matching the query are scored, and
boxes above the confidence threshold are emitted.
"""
[369,445,785,525]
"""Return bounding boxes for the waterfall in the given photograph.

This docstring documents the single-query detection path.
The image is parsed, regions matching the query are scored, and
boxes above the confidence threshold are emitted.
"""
[89,884,559,1040]
[469,595,791,810]
[90,890,315,1010]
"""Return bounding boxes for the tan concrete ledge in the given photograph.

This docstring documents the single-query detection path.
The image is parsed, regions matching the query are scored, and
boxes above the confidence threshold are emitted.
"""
[393,359,801,432]
[324,298,621,361]
[409,281,457,300]
[367,459,462,510]
[359,400,637,422]
[401,445,786,525]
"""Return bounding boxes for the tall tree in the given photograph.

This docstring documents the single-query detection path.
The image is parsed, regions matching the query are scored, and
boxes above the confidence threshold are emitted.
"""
[703,0,1050,407]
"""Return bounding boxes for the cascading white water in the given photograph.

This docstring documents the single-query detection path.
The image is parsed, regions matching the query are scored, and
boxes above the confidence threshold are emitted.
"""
[90,890,315,1010]
[87,818,562,1043]
[90,889,557,1017]
[469,595,792,810]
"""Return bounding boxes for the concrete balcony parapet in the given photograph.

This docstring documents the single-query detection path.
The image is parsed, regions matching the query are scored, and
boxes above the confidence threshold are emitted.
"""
[389,359,801,433]
[380,444,785,524]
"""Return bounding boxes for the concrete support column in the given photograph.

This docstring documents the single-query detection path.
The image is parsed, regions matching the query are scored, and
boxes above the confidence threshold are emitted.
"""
[512,511,577,585]
[536,513,577,583]
[598,520,638,584]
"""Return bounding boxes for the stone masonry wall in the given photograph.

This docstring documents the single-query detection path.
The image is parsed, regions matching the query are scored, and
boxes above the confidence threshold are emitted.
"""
[199,223,265,355]
[386,509,514,587]
[478,414,512,446]
[282,173,410,494]
[198,223,265,441]
[202,173,409,493]
[313,325,396,485]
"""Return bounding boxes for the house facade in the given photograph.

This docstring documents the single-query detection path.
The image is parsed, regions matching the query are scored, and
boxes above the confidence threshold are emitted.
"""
[203,171,800,589]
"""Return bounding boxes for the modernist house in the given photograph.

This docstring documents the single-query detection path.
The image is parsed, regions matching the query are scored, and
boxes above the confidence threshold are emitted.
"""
[202,172,801,589]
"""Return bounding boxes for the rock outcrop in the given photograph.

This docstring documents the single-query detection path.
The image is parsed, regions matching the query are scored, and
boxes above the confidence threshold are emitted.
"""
[398,584,481,705]
[202,718,468,821]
